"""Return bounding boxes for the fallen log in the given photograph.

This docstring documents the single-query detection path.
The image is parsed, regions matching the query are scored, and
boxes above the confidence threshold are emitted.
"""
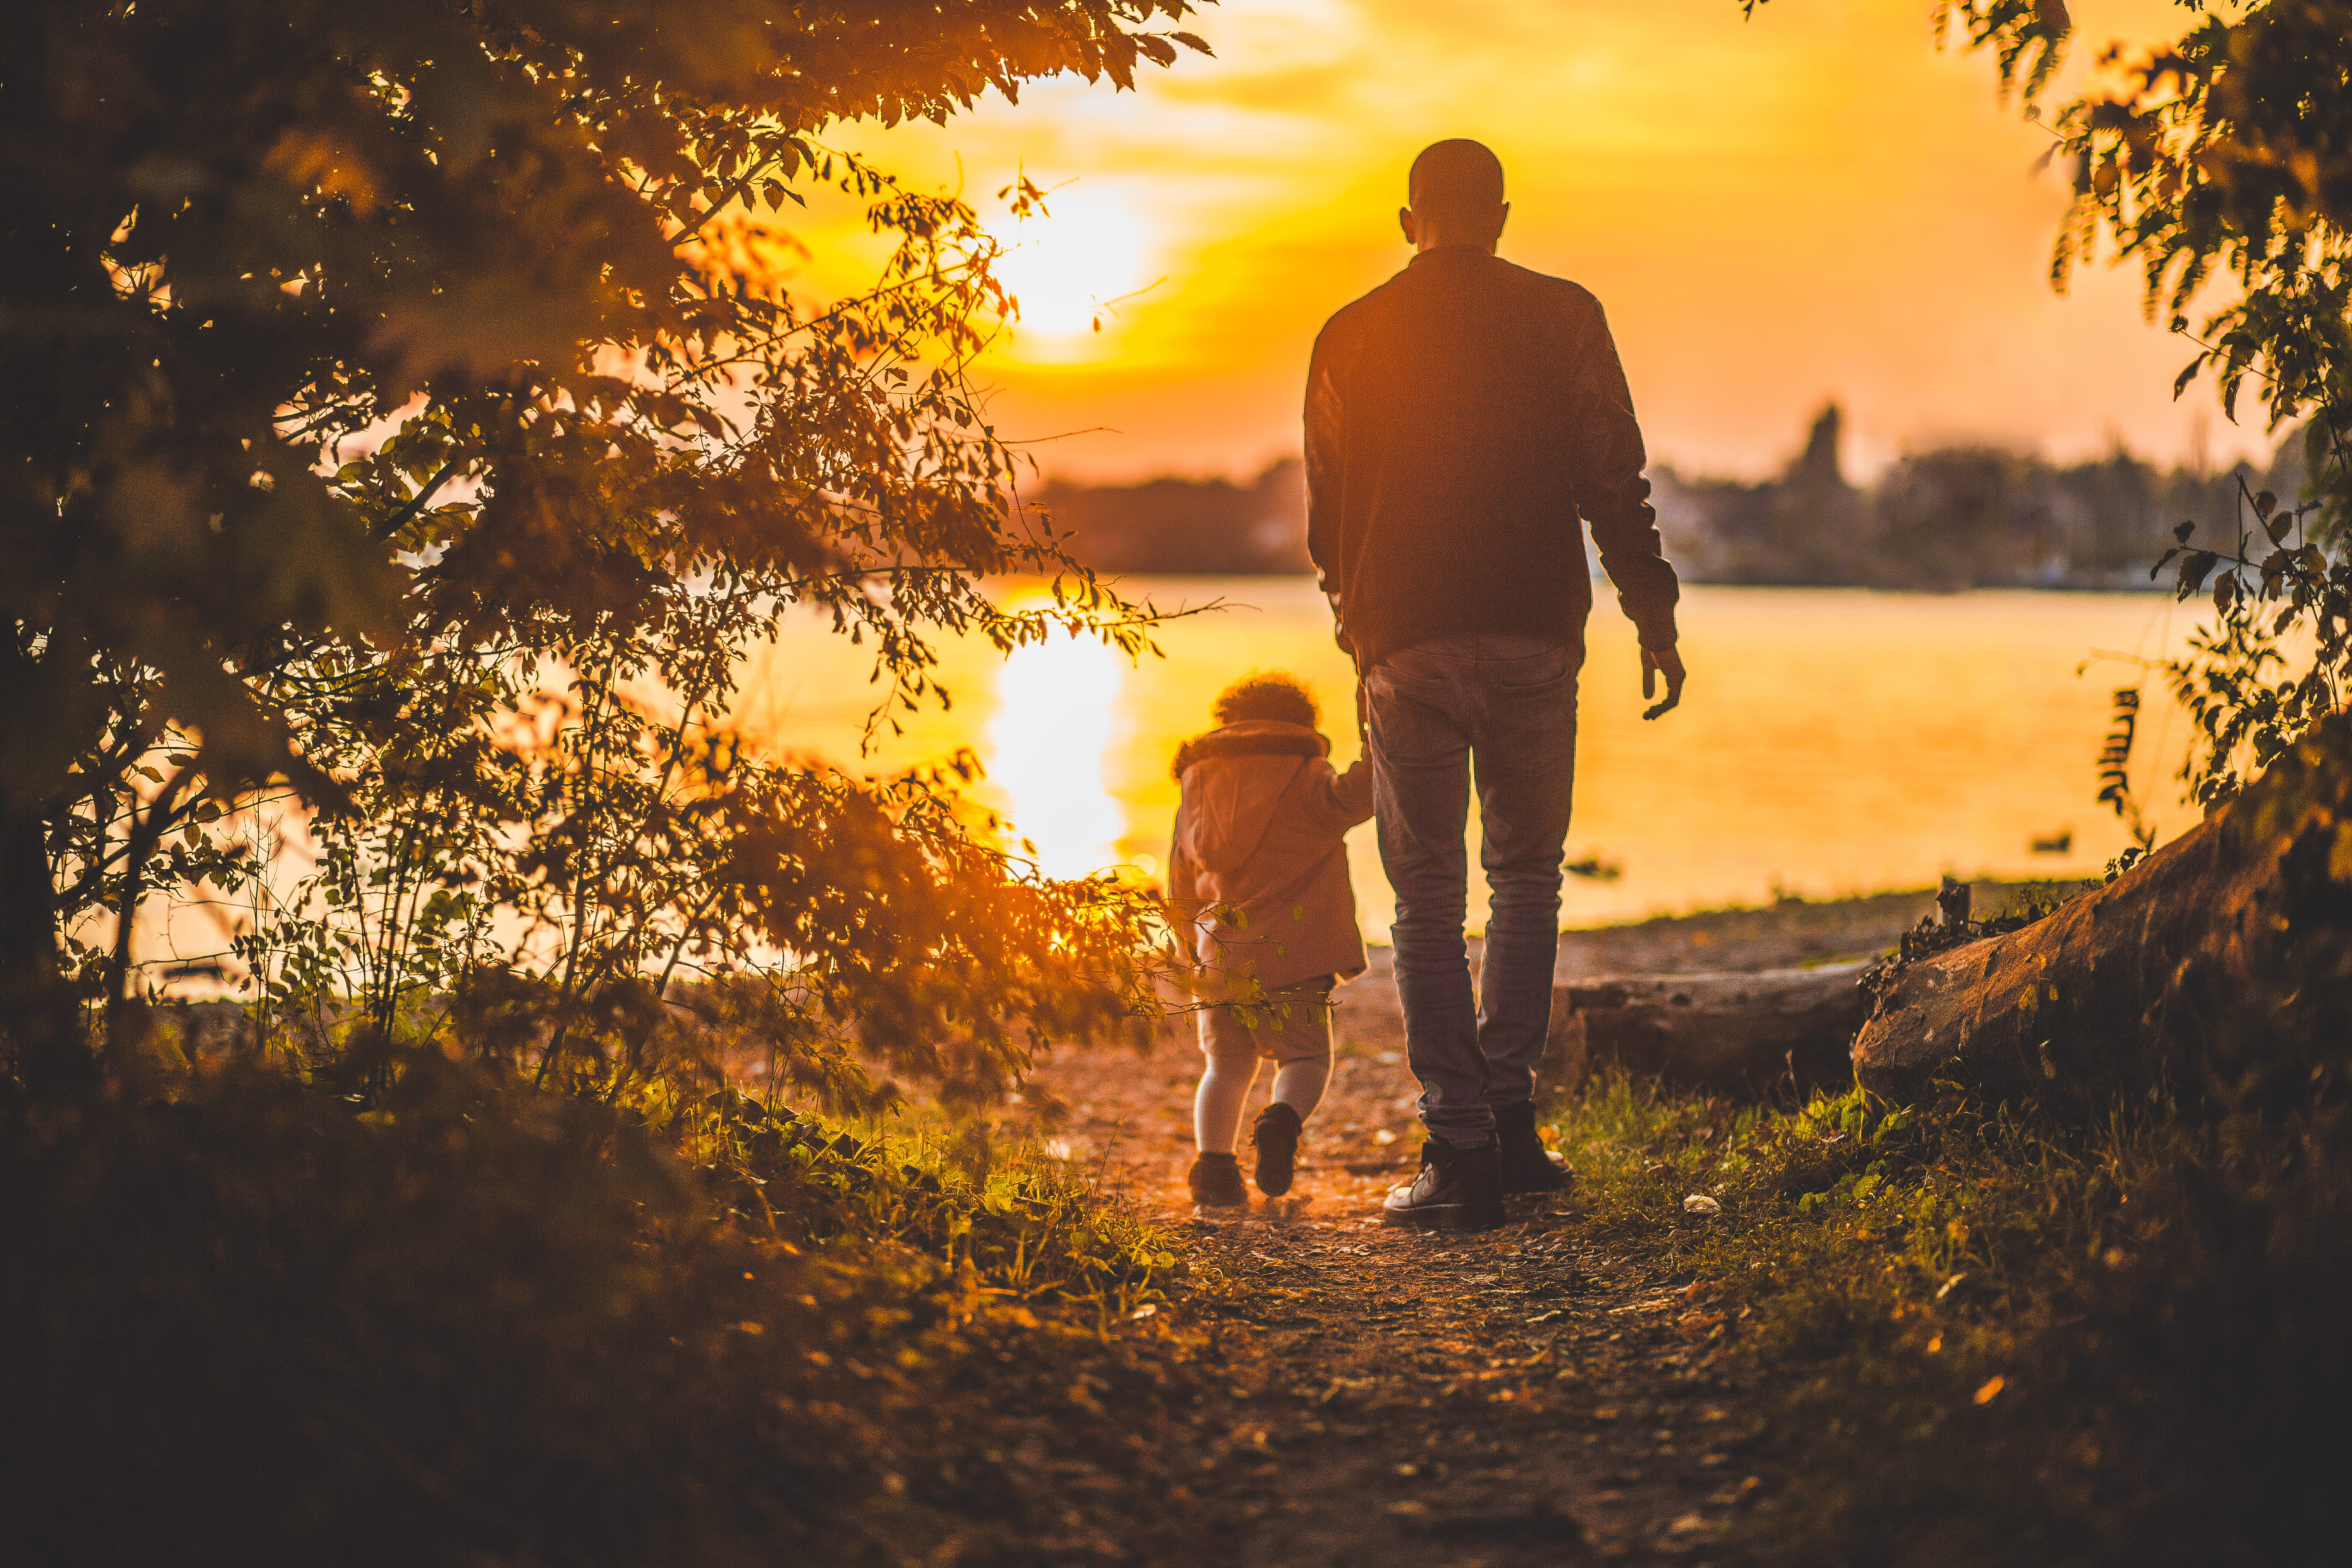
[1852,714,2352,1112]
[1547,962,1869,1099]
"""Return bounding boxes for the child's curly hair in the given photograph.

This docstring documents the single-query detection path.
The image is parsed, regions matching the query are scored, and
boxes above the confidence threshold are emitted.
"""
[1212,670,1318,729]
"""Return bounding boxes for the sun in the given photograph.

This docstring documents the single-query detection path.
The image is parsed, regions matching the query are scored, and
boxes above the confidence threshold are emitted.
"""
[991,190,1153,354]
[986,626,1126,880]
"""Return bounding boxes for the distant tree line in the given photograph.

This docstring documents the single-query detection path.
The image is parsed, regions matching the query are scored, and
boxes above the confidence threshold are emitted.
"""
[1036,409,2304,588]
[1654,404,2306,591]
[1030,459,1311,574]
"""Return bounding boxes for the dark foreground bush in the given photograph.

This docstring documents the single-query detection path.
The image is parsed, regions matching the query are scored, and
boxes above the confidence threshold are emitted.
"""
[1548,1078,2352,1566]
[0,1056,1157,1567]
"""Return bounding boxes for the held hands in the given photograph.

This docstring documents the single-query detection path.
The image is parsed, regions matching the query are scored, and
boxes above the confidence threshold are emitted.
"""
[1641,646,1687,721]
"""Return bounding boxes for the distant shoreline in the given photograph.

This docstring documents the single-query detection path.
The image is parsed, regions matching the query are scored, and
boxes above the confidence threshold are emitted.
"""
[1086,569,2173,592]
[1034,410,2300,591]
[1364,879,2080,980]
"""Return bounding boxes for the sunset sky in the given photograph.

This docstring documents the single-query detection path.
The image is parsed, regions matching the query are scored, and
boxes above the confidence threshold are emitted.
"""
[798,0,2266,488]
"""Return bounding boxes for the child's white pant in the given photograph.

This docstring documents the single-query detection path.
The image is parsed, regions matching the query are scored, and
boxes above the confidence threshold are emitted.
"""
[1191,978,1336,1153]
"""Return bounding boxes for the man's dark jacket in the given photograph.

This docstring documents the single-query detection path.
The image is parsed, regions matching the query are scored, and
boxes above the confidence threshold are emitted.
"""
[1304,245,1680,672]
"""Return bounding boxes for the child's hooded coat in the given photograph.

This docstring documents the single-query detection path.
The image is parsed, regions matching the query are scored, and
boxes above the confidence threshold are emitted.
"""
[1165,719,1374,995]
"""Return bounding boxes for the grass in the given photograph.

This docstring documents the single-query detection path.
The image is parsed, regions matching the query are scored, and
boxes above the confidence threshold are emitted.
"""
[678,1083,1183,1317]
[0,1038,1189,1566]
[21,953,2344,1565]
[1540,1074,2351,1565]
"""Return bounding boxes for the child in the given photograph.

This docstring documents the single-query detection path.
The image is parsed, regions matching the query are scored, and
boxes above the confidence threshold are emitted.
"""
[1166,671,1375,1207]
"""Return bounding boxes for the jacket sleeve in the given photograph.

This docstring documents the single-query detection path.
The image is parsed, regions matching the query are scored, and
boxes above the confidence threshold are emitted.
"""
[1296,757,1375,840]
[1166,807,1205,943]
[1564,297,1680,652]
[1304,322,1351,639]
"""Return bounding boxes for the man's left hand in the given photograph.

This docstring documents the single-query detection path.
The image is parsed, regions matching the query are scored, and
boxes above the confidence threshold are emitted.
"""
[1641,646,1686,720]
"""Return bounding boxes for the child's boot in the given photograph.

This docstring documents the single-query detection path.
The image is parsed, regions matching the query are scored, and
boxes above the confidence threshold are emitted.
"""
[1251,1102,1304,1196]
[1187,1152,1248,1208]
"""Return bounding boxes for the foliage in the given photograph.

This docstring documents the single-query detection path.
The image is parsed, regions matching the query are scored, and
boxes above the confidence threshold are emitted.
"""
[2091,685,2161,850]
[2,9,1219,1547]
[0,1044,1182,1565]
[3,0,1213,1095]
[1544,1072,2352,1565]
[1946,0,2352,805]
[1739,3,2352,803]
[220,613,1164,1112]
[1842,881,2081,1014]
[686,1086,1182,1310]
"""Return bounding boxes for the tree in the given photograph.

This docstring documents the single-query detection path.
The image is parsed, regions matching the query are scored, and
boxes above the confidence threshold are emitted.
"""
[1759,1,2352,1109]
[1,0,1207,1091]
[1746,2,2352,794]
[1947,0,2352,801]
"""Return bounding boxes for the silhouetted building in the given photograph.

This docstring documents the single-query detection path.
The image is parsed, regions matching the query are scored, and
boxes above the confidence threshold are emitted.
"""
[1654,407,2298,591]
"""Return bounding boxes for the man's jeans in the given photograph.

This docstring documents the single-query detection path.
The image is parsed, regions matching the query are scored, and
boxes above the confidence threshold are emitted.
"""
[1365,631,1579,1148]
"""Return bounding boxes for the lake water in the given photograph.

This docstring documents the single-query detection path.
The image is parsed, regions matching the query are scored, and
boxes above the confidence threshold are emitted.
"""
[728,580,2205,940]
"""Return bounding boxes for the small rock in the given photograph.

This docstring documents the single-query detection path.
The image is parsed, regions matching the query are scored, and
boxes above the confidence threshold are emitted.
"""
[1682,1194,1722,1216]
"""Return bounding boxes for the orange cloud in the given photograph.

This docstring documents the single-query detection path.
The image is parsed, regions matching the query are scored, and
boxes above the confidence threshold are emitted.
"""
[808,0,2268,484]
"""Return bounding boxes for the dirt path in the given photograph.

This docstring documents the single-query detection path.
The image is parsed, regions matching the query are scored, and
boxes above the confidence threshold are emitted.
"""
[1029,947,1798,1566]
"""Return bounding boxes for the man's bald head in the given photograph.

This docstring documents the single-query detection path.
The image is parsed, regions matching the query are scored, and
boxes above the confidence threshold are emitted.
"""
[1409,141,1504,222]
[1401,139,1508,253]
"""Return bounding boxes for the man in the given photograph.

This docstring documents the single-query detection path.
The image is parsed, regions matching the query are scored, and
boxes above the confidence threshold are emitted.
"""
[1305,139,1687,1231]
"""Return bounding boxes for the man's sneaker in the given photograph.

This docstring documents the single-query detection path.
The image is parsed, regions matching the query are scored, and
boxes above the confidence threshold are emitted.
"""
[1251,1102,1304,1197]
[1187,1152,1249,1208]
[1494,1101,1571,1195]
[1381,1137,1505,1231]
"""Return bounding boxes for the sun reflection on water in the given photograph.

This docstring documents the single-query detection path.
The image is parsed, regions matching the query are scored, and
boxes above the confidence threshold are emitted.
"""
[987,628,1126,879]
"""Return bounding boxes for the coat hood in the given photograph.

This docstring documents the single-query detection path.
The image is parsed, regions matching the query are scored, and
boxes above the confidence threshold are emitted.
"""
[1172,720,1331,876]
[1169,719,1329,780]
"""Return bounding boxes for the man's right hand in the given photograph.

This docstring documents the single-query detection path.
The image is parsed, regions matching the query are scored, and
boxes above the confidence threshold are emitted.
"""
[1641,646,1686,720]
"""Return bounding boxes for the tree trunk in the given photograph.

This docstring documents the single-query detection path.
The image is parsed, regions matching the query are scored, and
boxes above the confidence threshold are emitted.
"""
[1851,714,2352,1113]
[1548,961,1869,1099]
[0,800,89,1093]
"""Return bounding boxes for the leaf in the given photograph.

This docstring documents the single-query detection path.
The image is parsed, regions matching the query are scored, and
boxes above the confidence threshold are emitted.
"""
[2174,520,2197,542]
[2253,489,2277,519]
[2178,551,2219,597]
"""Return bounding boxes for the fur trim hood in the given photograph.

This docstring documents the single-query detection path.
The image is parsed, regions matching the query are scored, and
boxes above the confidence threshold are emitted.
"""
[1169,719,1330,781]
